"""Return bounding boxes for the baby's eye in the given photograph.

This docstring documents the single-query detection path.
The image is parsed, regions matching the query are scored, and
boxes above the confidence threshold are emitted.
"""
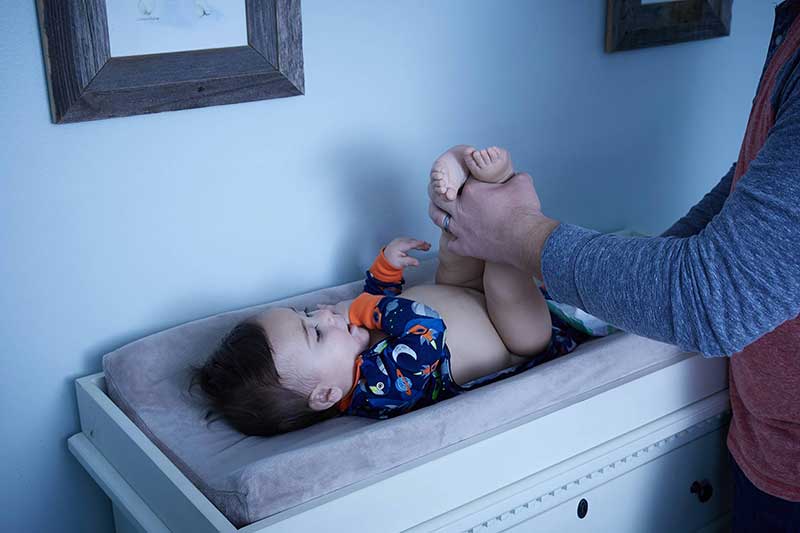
[315,325,321,341]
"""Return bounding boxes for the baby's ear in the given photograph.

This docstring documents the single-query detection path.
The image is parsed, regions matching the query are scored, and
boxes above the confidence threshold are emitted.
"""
[308,385,343,411]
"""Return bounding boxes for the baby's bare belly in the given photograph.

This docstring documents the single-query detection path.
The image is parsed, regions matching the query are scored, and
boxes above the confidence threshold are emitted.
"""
[400,284,521,384]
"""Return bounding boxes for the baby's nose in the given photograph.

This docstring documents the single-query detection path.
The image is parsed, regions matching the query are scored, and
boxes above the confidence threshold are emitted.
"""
[317,309,335,324]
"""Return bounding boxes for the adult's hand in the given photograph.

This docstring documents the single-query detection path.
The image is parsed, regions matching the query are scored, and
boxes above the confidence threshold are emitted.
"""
[429,173,560,278]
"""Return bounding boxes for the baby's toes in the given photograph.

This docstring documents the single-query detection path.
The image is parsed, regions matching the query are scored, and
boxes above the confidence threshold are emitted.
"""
[472,149,490,168]
[493,147,510,165]
[464,150,481,174]
[431,175,446,192]
[470,150,484,168]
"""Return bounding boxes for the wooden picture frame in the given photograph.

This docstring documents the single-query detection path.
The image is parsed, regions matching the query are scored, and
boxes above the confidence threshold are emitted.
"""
[36,0,303,124]
[606,0,732,53]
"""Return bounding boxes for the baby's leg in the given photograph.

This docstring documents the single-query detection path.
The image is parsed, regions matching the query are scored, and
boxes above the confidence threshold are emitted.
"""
[429,145,516,294]
[464,146,551,355]
[483,262,552,357]
[436,230,484,292]
[429,148,485,290]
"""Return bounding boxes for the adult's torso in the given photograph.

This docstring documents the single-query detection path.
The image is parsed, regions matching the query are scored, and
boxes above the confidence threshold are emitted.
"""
[726,0,800,501]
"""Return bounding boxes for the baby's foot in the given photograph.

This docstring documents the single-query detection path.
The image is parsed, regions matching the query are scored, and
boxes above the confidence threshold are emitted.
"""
[430,147,470,202]
[464,146,514,183]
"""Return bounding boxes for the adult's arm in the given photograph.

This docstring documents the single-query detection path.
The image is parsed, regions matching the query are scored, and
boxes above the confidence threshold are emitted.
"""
[543,86,800,357]
[660,163,736,238]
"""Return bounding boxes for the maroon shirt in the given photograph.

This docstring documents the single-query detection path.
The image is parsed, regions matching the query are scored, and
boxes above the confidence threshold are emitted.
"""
[727,9,800,502]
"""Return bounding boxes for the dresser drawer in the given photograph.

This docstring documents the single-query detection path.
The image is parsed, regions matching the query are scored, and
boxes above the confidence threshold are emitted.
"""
[508,427,731,532]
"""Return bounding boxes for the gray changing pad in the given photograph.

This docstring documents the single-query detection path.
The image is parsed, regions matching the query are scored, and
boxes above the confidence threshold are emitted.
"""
[103,261,687,527]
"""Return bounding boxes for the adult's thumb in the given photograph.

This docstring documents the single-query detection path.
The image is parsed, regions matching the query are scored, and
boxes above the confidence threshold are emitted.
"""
[509,172,542,210]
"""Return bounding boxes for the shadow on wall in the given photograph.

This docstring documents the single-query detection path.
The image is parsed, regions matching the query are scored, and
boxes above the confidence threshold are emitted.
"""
[325,137,426,277]
[71,140,428,385]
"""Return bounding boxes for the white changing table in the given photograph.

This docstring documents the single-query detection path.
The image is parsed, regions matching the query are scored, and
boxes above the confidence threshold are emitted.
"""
[69,344,731,532]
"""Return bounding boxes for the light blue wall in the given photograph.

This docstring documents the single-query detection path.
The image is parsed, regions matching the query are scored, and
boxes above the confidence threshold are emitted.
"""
[0,1,776,531]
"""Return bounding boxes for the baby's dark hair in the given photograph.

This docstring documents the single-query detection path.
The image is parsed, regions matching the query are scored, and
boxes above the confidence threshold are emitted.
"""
[194,319,339,436]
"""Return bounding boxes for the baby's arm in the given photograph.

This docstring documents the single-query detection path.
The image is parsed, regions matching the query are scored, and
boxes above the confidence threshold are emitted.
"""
[363,237,430,296]
[320,238,431,319]
[349,237,433,331]
[348,238,447,368]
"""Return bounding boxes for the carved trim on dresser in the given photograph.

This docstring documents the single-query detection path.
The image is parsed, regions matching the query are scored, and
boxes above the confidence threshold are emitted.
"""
[465,411,731,533]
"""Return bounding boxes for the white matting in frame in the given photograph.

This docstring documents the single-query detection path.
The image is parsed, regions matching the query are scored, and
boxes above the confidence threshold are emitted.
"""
[106,0,248,58]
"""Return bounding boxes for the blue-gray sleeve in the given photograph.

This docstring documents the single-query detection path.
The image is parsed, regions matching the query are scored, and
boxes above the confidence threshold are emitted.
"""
[660,164,736,238]
[542,81,800,357]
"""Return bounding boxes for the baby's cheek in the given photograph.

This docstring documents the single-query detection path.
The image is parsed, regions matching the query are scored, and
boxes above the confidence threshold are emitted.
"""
[354,329,370,352]
[281,366,312,395]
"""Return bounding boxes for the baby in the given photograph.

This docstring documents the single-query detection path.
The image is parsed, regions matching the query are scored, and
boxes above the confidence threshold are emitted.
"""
[196,146,555,436]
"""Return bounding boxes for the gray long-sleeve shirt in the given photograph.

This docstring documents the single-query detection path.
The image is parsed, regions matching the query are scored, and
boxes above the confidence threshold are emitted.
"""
[541,19,800,358]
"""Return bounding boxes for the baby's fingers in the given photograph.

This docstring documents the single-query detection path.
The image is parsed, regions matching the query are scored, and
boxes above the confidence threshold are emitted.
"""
[400,256,421,268]
[402,238,431,251]
[389,237,428,252]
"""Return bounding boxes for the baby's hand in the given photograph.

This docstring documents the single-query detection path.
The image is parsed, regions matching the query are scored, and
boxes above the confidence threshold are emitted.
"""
[384,237,431,269]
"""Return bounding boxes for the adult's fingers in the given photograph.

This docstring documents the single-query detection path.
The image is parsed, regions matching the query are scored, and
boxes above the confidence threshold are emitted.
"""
[429,201,462,237]
[511,172,532,183]
[428,201,449,231]
[507,172,543,210]
[509,172,536,190]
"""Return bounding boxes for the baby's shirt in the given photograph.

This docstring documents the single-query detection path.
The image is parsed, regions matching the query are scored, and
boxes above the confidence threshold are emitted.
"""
[337,251,590,419]
[338,252,461,419]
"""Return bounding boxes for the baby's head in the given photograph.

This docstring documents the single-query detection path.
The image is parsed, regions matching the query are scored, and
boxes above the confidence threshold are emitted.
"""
[196,306,371,436]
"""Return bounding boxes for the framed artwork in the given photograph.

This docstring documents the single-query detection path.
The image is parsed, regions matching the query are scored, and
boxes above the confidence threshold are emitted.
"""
[36,0,303,124]
[606,0,732,53]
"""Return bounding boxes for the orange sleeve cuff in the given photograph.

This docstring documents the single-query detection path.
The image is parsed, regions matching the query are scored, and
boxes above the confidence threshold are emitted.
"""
[369,249,403,283]
[349,293,383,329]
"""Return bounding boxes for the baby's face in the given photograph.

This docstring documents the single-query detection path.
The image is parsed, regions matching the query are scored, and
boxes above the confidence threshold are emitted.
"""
[255,307,370,398]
